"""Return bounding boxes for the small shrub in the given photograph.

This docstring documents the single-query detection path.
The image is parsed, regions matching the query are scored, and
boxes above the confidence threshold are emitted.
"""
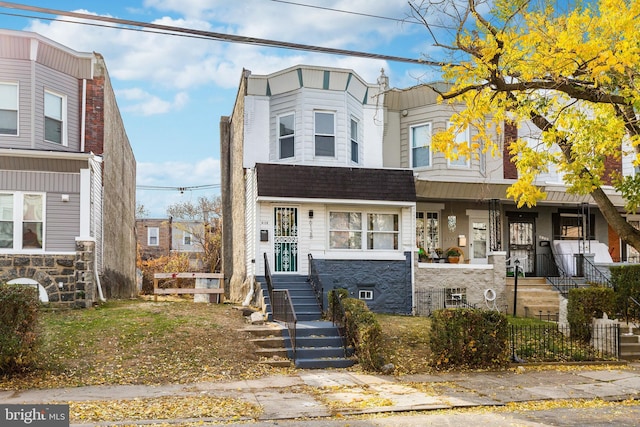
[328,289,384,371]
[0,284,40,374]
[567,286,616,342]
[429,308,509,370]
[611,265,640,321]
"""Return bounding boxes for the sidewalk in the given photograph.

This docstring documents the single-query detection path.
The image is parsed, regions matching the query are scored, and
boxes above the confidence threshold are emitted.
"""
[1,363,640,426]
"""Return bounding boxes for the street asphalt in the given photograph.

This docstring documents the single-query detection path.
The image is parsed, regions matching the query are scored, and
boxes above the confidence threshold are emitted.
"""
[1,362,639,426]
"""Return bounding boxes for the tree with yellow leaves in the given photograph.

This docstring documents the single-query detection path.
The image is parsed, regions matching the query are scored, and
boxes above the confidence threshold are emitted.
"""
[410,0,640,251]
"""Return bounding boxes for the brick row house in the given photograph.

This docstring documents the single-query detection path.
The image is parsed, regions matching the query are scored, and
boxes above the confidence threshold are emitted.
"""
[0,30,136,306]
[221,64,635,315]
[136,218,207,270]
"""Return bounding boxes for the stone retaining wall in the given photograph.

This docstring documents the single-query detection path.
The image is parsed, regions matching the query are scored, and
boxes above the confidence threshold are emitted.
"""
[0,240,97,308]
[414,252,507,313]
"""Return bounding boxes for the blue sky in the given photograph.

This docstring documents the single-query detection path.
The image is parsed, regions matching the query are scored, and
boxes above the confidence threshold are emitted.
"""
[0,1,440,216]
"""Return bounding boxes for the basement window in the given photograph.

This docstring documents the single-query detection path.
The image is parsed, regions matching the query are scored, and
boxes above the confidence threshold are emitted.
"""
[358,289,373,300]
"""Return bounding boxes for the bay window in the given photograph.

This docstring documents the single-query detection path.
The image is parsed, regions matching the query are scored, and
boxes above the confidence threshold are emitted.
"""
[0,82,18,135]
[411,123,431,168]
[315,111,335,157]
[278,113,295,159]
[45,90,65,145]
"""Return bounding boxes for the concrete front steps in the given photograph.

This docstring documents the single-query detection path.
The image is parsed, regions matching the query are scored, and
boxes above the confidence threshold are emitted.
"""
[284,321,355,369]
[242,323,292,368]
[256,275,355,369]
[506,277,561,319]
[620,324,640,361]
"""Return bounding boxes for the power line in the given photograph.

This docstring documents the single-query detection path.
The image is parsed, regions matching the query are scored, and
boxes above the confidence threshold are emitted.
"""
[0,1,443,66]
[137,184,220,192]
[269,0,422,25]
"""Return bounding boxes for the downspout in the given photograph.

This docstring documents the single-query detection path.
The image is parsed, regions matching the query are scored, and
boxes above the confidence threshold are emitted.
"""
[81,79,86,152]
[95,247,106,302]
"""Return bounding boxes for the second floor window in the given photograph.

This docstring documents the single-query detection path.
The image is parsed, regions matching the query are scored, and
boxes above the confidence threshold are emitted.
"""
[411,123,431,168]
[350,118,359,163]
[148,227,159,246]
[183,232,192,246]
[278,113,295,159]
[448,121,470,168]
[315,111,335,157]
[0,82,18,135]
[45,91,65,145]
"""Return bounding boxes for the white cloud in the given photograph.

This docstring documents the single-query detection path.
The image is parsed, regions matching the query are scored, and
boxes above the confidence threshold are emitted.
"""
[136,157,220,217]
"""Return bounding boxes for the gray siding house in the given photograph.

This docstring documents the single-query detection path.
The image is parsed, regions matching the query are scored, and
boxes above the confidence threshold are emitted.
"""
[0,29,136,307]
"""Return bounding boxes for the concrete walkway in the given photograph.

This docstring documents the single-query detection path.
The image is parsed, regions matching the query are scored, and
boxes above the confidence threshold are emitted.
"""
[1,363,640,426]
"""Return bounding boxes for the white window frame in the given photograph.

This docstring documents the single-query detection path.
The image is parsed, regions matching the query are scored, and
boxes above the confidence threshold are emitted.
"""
[329,210,399,251]
[0,82,18,136]
[447,121,470,168]
[411,123,432,168]
[350,117,359,164]
[183,231,192,246]
[147,227,159,246]
[44,89,67,146]
[314,111,335,157]
[278,112,295,159]
[358,289,373,300]
[0,192,45,252]
[416,211,440,251]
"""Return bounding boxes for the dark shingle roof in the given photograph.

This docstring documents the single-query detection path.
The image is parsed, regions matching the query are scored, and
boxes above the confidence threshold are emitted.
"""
[256,163,416,202]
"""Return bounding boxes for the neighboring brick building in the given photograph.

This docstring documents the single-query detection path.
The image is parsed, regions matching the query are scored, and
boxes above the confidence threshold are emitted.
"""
[0,29,136,307]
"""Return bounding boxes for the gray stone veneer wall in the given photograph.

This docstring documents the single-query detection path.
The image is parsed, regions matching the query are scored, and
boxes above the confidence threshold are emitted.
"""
[414,252,507,313]
[0,240,97,308]
[313,252,412,314]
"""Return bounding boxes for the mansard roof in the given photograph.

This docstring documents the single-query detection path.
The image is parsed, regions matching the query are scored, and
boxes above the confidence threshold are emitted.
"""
[256,163,416,202]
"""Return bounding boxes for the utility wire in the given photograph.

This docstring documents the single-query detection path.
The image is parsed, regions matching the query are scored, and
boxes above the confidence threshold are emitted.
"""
[0,1,444,66]
[269,0,423,25]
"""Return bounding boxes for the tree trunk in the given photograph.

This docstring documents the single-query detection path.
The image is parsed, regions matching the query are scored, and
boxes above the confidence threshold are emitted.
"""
[590,187,640,252]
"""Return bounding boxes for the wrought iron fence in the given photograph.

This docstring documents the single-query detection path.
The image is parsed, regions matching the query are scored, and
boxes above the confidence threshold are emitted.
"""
[509,323,619,362]
[414,289,477,317]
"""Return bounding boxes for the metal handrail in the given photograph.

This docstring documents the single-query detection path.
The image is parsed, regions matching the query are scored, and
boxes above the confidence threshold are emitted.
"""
[263,252,274,305]
[263,253,297,359]
[307,253,324,313]
[580,255,612,288]
[272,289,297,359]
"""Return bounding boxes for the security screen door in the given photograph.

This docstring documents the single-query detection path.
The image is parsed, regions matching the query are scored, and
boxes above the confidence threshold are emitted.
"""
[274,207,298,272]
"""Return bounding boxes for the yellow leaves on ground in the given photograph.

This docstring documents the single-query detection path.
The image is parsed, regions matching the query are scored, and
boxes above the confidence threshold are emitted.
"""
[68,395,261,423]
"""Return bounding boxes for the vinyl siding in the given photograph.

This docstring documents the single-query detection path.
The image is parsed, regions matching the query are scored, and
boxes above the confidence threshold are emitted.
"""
[0,59,32,148]
[33,62,81,151]
[0,170,80,192]
[245,167,257,276]
[46,191,80,251]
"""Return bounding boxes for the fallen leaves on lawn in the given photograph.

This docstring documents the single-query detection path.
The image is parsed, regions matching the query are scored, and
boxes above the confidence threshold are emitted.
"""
[68,395,261,423]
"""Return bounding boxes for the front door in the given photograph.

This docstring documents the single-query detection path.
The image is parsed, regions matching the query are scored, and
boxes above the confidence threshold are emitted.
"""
[509,217,535,275]
[274,207,298,273]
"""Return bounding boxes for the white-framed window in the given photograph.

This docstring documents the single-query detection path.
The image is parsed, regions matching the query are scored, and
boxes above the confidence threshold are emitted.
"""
[445,287,467,307]
[329,211,399,250]
[183,232,192,246]
[447,121,470,168]
[329,212,362,249]
[278,113,295,159]
[0,82,18,136]
[315,111,335,157]
[44,90,66,145]
[147,227,159,246]
[0,192,45,250]
[416,211,439,251]
[350,118,359,164]
[367,213,399,250]
[411,123,432,168]
[358,289,373,300]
